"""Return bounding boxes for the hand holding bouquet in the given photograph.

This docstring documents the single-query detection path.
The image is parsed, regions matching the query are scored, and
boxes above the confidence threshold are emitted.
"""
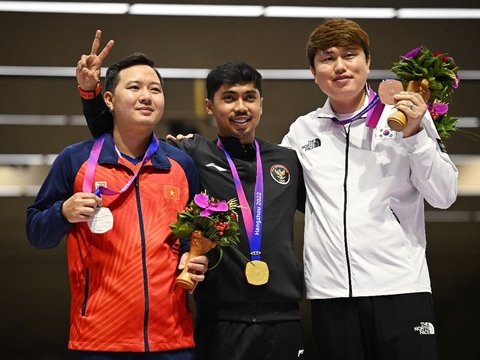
[170,192,240,289]
[390,46,459,139]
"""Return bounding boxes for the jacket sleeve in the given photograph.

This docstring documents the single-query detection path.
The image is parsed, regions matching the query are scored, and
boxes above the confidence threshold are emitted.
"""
[82,93,113,137]
[184,154,200,204]
[296,158,306,213]
[179,153,200,255]
[26,150,74,249]
[281,131,305,212]
[167,137,203,202]
[280,131,294,150]
[403,116,458,209]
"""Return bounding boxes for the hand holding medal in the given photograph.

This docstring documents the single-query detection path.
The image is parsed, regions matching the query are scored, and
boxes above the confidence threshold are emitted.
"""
[379,79,430,132]
[61,192,103,226]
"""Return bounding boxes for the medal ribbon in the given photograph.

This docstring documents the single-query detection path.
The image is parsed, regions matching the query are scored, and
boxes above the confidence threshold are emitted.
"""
[331,86,385,128]
[217,139,264,261]
[82,133,159,196]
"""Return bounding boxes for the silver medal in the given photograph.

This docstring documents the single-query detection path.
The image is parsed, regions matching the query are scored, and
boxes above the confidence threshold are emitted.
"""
[88,207,114,234]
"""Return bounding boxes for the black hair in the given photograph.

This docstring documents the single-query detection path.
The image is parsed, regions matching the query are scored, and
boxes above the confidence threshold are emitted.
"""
[105,53,163,92]
[206,61,263,100]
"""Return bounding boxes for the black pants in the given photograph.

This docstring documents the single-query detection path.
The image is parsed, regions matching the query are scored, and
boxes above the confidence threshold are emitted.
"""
[74,349,193,360]
[194,319,304,360]
[311,293,438,360]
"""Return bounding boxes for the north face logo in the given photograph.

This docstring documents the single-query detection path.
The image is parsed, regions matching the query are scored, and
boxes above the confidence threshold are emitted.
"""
[414,322,435,335]
[301,138,321,151]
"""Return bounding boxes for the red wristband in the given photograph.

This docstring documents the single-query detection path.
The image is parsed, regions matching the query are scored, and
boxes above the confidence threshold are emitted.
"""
[77,83,101,100]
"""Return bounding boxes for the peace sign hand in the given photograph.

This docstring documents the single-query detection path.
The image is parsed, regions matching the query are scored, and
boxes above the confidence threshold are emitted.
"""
[76,30,114,91]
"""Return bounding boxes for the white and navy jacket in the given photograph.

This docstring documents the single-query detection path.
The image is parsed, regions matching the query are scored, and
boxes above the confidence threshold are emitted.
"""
[282,96,458,299]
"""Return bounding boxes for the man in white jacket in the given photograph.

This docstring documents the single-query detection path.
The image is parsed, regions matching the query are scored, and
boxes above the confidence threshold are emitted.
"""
[282,18,458,360]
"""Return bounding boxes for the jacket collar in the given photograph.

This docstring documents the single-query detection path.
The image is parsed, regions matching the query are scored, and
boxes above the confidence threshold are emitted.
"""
[315,84,371,120]
[217,135,256,161]
[98,132,172,170]
[315,98,336,119]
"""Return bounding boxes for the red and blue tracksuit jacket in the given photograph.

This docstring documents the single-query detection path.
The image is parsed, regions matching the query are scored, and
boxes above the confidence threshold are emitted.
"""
[26,132,199,352]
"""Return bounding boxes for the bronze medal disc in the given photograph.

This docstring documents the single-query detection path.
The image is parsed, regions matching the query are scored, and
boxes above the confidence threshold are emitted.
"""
[378,79,404,105]
[245,260,269,286]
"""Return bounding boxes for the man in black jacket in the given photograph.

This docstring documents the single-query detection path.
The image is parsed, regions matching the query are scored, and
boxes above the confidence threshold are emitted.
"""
[76,31,306,360]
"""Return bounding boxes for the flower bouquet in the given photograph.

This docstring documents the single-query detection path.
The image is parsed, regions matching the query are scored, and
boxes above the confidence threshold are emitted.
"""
[170,192,241,289]
[390,46,459,139]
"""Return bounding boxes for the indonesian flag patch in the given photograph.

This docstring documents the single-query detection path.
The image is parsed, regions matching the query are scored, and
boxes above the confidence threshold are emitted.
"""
[270,164,290,185]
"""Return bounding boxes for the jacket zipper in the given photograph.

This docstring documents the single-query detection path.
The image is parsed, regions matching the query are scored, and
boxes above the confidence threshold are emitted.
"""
[135,177,150,352]
[343,125,353,297]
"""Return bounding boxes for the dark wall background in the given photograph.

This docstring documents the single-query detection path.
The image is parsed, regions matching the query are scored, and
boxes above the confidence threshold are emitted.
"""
[0,1,479,359]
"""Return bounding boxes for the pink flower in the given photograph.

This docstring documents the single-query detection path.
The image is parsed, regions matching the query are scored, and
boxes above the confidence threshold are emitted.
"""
[194,193,229,217]
[428,103,448,120]
[402,46,423,59]
[453,74,460,89]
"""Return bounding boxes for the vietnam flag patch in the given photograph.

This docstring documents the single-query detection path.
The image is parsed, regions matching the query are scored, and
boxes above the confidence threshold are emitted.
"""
[164,185,180,201]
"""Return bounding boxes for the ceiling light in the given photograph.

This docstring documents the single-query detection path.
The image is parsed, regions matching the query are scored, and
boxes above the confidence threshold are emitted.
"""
[129,4,264,17]
[264,6,396,19]
[397,8,480,19]
[0,66,478,82]
[0,66,75,77]
[0,1,129,14]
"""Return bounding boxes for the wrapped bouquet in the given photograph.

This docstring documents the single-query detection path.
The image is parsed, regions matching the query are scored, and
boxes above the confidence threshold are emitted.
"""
[390,46,460,139]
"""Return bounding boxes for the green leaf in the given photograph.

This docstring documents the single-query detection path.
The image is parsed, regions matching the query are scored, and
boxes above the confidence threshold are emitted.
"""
[171,222,195,239]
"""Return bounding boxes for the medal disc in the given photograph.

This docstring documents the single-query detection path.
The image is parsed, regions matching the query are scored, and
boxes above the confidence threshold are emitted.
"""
[378,79,403,105]
[245,260,269,286]
[88,207,114,234]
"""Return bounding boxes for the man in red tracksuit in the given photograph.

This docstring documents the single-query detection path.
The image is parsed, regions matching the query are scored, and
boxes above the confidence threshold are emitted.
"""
[26,52,206,360]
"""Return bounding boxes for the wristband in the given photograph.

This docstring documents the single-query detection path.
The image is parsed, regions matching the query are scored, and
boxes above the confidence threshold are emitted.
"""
[78,83,101,100]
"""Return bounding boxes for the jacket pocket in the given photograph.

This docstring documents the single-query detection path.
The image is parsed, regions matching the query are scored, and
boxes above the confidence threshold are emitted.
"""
[81,268,90,316]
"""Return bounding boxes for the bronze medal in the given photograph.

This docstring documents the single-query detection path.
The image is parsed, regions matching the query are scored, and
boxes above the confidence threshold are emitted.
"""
[378,79,403,105]
[245,260,269,286]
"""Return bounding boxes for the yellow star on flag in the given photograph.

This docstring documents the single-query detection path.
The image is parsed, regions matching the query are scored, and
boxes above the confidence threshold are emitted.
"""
[164,185,180,200]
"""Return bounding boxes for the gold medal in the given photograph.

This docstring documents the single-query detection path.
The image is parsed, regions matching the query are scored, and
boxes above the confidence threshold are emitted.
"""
[245,260,269,286]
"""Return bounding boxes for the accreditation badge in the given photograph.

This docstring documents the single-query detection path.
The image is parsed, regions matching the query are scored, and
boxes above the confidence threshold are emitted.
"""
[88,207,114,234]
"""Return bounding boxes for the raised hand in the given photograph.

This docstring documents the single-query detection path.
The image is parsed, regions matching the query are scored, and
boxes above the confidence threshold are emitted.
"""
[76,30,114,91]
[393,91,427,138]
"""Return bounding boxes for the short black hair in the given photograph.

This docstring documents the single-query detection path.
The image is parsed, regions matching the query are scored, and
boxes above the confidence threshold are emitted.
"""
[105,53,163,92]
[206,61,263,100]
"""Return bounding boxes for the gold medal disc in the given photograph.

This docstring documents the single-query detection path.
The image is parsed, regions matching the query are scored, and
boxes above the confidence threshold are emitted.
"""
[245,260,269,286]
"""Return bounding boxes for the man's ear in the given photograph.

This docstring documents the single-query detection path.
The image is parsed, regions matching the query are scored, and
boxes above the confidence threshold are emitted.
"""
[310,66,319,85]
[104,91,114,112]
[205,98,214,116]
